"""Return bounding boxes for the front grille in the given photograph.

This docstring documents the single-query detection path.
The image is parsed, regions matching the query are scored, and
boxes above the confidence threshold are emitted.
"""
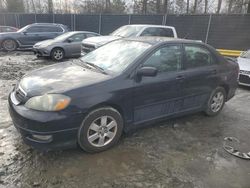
[15,87,26,103]
[82,43,96,53]
[239,74,250,85]
[239,70,250,75]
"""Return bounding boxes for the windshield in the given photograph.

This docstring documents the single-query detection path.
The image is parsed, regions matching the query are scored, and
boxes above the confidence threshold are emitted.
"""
[111,25,145,37]
[240,50,250,59]
[80,40,151,73]
[17,25,29,33]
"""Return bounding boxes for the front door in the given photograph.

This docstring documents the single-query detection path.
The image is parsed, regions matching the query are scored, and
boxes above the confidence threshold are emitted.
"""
[133,44,184,124]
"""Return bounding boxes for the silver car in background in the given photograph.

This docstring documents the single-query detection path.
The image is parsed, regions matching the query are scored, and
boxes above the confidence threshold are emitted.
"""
[237,49,250,86]
[33,31,100,61]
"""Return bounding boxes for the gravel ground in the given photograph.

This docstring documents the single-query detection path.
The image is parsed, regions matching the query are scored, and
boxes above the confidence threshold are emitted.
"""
[0,52,250,188]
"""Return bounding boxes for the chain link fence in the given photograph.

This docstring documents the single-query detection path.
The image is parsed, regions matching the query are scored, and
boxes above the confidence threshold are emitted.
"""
[0,14,249,50]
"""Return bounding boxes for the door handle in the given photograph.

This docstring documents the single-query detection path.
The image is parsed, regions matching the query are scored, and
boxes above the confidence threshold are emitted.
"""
[176,75,185,81]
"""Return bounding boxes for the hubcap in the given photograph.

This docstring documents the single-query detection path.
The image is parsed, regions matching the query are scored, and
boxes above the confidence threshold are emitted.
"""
[3,40,16,51]
[211,91,224,112]
[87,116,117,147]
[53,50,63,60]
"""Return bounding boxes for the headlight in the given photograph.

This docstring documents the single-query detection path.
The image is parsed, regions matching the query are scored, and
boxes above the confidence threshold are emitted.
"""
[25,94,71,111]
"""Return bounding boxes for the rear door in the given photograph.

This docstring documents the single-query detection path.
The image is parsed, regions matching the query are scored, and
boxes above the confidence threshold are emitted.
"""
[39,26,64,41]
[180,44,220,111]
[133,44,184,124]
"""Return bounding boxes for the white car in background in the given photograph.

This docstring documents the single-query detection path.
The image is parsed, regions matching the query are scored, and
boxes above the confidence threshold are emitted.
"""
[81,24,178,54]
[237,50,250,86]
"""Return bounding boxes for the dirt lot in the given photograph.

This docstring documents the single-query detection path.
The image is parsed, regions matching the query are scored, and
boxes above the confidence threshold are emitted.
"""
[0,52,250,188]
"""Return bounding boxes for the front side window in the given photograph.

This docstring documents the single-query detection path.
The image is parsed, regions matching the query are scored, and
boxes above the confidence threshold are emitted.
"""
[143,45,182,72]
[80,40,151,73]
[69,33,86,42]
[184,45,215,69]
[26,26,42,33]
[141,27,174,37]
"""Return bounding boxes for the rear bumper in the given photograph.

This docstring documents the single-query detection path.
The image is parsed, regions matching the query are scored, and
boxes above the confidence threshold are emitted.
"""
[8,93,84,151]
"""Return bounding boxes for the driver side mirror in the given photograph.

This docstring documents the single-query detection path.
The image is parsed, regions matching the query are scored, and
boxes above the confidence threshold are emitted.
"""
[67,38,73,43]
[22,31,27,35]
[137,67,158,77]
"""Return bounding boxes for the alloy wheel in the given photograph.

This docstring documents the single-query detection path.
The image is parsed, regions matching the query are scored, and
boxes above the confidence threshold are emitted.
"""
[87,116,117,147]
[53,49,63,60]
[210,91,224,113]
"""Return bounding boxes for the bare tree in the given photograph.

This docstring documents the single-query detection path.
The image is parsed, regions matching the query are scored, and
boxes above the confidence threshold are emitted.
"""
[193,0,198,13]
[142,0,148,14]
[217,0,222,13]
[48,0,53,13]
[156,0,160,13]
[204,0,208,13]
[227,0,233,13]
[248,0,250,13]
[163,0,168,14]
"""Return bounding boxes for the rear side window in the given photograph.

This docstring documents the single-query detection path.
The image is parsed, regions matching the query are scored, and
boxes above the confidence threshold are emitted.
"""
[141,27,174,37]
[184,45,216,69]
[45,26,63,32]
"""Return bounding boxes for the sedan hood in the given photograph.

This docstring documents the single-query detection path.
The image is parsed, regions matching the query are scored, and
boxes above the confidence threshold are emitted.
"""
[237,57,250,71]
[82,35,121,47]
[19,62,111,96]
[33,39,55,47]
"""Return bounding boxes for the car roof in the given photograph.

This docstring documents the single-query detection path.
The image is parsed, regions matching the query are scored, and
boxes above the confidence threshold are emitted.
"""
[123,36,203,45]
[69,31,99,34]
[30,23,66,26]
[123,24,175,29]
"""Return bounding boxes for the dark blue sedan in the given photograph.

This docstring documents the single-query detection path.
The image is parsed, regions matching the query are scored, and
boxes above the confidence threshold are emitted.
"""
[8,37,239,152]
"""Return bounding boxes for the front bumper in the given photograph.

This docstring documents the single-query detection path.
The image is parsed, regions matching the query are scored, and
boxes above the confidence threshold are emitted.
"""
[8,93,84,151]
[33,47,51,57]
[239,73,250,87]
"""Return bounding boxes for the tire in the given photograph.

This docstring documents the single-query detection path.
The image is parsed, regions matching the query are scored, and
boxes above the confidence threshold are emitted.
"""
[2,39,17,51]
[51,48,64,61]
[205,87,226,116]
[78,107,123,153]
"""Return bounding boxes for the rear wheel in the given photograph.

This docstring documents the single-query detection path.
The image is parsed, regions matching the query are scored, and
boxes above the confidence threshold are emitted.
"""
[205,87,226,116]
[2,39,17,51]
[78,107,123,153]
[51,48,64,61]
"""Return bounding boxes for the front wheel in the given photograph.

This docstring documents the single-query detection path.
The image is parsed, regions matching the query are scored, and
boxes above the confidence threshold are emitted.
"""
[205,87,226,116]
[51,48,64,61]
[78,107,123,153]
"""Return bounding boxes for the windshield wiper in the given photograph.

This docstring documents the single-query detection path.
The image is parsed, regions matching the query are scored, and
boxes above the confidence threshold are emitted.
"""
[78,59,107,74]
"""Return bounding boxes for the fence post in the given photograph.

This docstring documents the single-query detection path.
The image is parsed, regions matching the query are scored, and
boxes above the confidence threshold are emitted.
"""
[34,14,37,23]
[98,14,102,34]
[3,14,6,25]
[128,14,131,24]
[205,14,212,44]
[52,13,55,23]
[15,14,18,28]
